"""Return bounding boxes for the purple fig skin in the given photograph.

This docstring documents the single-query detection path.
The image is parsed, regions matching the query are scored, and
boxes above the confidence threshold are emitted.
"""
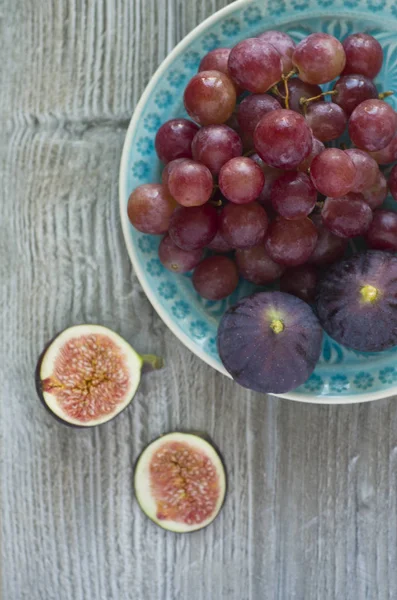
[316,251,397,352]
[217,291,323,394]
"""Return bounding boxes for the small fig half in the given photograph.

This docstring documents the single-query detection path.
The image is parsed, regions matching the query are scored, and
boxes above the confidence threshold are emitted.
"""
[36,325,162,427]
[134,432,226,533]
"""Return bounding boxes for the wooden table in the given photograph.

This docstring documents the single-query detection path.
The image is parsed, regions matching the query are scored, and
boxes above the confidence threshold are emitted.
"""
[2,1,396,598]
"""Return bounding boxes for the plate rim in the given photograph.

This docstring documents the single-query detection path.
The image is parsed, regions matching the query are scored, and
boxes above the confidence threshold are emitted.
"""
[119,0,397,404]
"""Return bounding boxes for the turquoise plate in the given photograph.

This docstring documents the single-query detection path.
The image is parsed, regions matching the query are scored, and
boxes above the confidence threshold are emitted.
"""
[120,0,397,403]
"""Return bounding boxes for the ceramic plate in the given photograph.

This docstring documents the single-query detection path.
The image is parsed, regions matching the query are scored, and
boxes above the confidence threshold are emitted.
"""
[120,0,397,403]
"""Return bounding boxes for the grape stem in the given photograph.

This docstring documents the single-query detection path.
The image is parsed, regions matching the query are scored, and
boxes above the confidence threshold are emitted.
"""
[210,184,223,207]
[271,85,285,99]
[281,68,297,109]
[379,90,394,100]
[243,149,256,157]
[300,90,337,108]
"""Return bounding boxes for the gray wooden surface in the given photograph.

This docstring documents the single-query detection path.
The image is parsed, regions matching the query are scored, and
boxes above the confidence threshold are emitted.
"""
[1,1,397,599]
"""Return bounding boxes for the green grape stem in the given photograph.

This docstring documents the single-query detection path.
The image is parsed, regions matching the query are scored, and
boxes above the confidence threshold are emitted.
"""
[281,68,298,110]
[379,90,394,100]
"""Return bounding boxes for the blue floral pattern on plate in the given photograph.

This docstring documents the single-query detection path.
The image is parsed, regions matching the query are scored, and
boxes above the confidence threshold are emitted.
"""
[138,236,156,254]
[167,70,186,88]
[131,161,149,178]
[190,321,209,340]
[202,33,220,52]
[143,114,161,133]
[158,282,177,300]
[243,7,263,25]
[183,51,201,69]
[146,259,162,277]
[154,91,173,109]
[136,137,153,156]
[120,0,397,401]
[353,372,374,390]
[172,300,190,319]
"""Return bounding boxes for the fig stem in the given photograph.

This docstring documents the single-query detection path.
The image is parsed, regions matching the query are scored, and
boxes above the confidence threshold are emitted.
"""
[300,90,337,106]
[141,354,164,374]
[270,319,284,334]
[360,285,379,304]
[379,90,394,99]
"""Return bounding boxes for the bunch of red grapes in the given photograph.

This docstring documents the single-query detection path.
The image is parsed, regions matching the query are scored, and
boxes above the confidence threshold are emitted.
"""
[128,31,397,304]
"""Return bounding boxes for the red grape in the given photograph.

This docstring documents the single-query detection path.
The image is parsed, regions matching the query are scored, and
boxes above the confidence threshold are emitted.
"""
[308,213,347,266]
[162,158,188,191]
[280,265,318,303]
[169,204,218,250]
[342,33,383,79]
[292,33,346,84]
[348,99,397,152]
[257,30,296,75]
[304,102,347,142]
[322,195,373,238]
[237,94,281,141]
[191,125,243,175]
[276,78,323,114]
[310,149,356,197]
[199,48,230,72]
[219,202,269,249]
[332,74,378,116]
[251,153,285,207]
[297,137,325,172]
[193,256,239,300]
[228,38,283,94]
[236,245,285,284]
[184,70,236,126]
[254,109,312,170]
[345,149,379,193]
[158,234,203,273]
[219,157,265,204]
[265,217,318,266]
[366,210,397,251]
[369,132,397,165]
[128,184,176,234]
[167,159,213,207]
[389,165,397,202]
[207,230,233,253]
[361,171,388,210]
[155,119,199,164]
[199,48,242,94]
[271,172,317,219]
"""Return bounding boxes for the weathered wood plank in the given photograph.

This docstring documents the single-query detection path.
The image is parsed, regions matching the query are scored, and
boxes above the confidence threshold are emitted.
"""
[1,1,397,599]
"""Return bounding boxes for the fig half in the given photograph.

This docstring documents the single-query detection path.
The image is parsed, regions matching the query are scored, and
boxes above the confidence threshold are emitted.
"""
[316,251,397,352]
[36,325,162,427]
[217,291,323,394]
[134,432,226,533]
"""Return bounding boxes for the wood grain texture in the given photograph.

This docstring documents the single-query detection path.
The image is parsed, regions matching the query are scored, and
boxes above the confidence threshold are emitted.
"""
[1,1,397,598]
